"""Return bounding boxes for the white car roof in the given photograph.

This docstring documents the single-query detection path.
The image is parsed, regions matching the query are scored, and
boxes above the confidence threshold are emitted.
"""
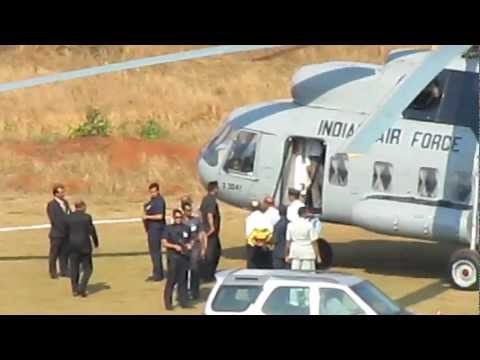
[216,269,364,287]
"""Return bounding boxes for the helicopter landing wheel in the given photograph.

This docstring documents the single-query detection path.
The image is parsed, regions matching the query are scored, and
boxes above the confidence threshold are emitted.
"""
[316,238,333,270]
[448,249,479,291]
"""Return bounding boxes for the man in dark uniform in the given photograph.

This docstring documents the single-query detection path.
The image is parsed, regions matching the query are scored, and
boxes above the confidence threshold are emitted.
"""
[162,209,193,310]
[143,183,166,282]
[200,181,222,282]
[182,201,206,301]
[46,183,71,279]
[272,205,289,269]
[65,201,99,297]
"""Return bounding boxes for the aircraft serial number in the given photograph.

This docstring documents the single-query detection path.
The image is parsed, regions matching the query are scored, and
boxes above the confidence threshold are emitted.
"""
[222,182,242,191]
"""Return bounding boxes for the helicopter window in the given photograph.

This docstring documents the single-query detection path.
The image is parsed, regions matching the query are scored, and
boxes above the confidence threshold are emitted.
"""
[201,125,235,167]
[328,154,348,187]
[223,131,258,175]
[418,167,438,198]
[409,79,443,111]
[403,69,479,131]
[446,171,472,203]
[372,162,392,192]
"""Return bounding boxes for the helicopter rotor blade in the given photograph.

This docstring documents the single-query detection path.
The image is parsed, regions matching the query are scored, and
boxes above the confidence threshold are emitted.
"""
[0,45,287,93]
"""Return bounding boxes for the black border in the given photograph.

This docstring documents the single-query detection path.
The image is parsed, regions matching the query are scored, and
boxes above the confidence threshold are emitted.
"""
[0,6,477,44]
[0,5,478,354]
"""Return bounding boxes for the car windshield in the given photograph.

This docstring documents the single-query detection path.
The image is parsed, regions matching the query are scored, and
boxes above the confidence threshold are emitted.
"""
[351,281,403,315]
[211,285,262,312]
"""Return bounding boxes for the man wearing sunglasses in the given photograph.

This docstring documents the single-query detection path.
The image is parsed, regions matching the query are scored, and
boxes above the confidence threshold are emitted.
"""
[181,201,206,301]
[162,209,193,310]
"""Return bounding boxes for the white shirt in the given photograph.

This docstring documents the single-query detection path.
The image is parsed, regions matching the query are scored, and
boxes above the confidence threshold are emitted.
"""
[287,199,305,222]
[54,197,69,214]
[293,154,311,194]
[286,218,317,260]
[264,206,280,227]
[245,210,273,238]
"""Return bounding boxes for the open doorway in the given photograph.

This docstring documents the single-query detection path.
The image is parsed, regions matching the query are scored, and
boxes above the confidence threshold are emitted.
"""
[276,137,326,213]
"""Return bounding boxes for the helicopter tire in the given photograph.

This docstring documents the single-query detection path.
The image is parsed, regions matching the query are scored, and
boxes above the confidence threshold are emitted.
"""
[448,249,479,291]
[316,238,333,270]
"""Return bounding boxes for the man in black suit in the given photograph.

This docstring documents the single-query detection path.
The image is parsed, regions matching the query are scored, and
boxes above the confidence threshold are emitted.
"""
[66,200,99,298]
[46,184,71,279]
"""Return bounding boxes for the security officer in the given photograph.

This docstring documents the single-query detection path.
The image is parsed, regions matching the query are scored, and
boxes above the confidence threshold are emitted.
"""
[46,183,72,279]
[272,205,289,269]
[162,209,193,310]
[182,201,205,301]
[200,181,222,282]
[143,182,166,282]
[65,200,99,297]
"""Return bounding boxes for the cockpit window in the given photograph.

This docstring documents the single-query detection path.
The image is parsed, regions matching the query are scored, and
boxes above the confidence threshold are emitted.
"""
[202,125,235,167]
[410,80,442,110]
[403,69,479,131]
[223,131,259,175]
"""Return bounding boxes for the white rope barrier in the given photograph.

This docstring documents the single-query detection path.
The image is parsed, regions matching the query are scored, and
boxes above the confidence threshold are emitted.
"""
[0,218,143,233]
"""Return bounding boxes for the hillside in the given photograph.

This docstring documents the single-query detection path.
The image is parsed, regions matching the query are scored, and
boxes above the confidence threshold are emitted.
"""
[0,45,431,195]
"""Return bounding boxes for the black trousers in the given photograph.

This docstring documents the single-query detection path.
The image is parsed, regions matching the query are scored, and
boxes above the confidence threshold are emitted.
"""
[164,254,189,308]
[49,236,69,277]
[203,235,221,281]
[246,245,273,269]
[272,257,287,269]
[188,242,202,299]
[70,252,93,294]
[147,227,164,280]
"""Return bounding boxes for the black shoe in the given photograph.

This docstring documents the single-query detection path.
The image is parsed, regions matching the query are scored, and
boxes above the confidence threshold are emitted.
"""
[73,290,80,297]
[60,273,70,278]
[50,274,59,279]
[180,303,194,309]
[80,291,88,298]
[165,304,174,311]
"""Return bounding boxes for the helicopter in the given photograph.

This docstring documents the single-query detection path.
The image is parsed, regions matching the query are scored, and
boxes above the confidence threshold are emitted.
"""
[0,45,478,290]
[196,45,480,291]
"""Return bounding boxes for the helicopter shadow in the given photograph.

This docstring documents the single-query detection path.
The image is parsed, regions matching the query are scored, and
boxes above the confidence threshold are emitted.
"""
[223,239,458,279]
[330,239,458,279]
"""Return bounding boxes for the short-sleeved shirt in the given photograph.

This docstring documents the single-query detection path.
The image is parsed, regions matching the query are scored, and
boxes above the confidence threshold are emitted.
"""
[200,194,221,237]
[163,223,192,256]
[144,195,166,230]
[287,199,305,222]
[184,216,203,243]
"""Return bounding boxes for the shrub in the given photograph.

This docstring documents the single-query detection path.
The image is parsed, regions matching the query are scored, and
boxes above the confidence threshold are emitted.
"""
[70,108,111,138]
[139,118,167,140]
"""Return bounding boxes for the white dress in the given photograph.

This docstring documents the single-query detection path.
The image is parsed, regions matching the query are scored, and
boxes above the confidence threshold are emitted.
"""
[287,218,317,270]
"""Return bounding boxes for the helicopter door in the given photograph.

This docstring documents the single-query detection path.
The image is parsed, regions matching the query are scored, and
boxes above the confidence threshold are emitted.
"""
[276,137,326,212]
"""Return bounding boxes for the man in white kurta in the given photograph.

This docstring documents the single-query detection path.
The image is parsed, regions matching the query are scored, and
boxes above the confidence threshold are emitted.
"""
[263,196,280,227]
[286,207,319,271]
[245,201,274,269]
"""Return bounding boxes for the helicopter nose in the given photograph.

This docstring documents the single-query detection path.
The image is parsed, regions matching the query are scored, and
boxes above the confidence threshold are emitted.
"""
[197,155,218,190]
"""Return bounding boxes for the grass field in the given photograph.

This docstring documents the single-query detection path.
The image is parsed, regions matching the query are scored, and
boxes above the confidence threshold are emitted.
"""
[0,193,476,315]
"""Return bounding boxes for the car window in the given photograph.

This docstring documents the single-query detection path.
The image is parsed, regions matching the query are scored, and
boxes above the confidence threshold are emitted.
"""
[351,281,402,315]
[212,286,262,312]
[319,288,366,315]
[262,287,310,315]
